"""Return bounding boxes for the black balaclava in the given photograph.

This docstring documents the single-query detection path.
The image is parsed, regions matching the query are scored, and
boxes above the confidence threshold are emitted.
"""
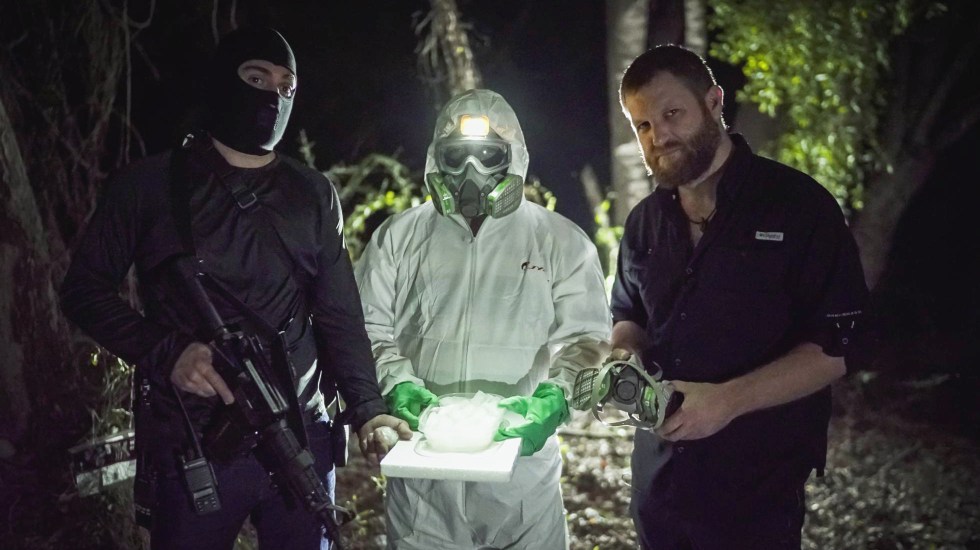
[205,27,296,155]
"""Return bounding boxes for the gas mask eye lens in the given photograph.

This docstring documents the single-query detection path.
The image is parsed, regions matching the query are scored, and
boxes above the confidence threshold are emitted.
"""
[441,145,469,170]
[436,141,510,175]
[476,146,506,166]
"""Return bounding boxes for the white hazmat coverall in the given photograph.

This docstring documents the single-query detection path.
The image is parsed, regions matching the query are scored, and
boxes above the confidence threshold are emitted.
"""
[354,90,611,549]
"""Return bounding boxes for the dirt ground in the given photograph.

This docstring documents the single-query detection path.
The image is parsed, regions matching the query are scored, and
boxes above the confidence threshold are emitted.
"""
[4,372,976,549]
[335,375,980,550]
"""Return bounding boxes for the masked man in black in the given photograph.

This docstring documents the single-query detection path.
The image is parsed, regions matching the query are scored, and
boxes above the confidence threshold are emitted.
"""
[60,27,409,549]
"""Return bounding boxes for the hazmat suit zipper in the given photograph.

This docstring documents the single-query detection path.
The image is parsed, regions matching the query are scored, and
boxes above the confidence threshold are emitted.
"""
[461,232,477,387]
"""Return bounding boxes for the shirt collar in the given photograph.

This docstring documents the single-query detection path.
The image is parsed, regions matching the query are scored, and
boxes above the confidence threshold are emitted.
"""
[716,133,752,207]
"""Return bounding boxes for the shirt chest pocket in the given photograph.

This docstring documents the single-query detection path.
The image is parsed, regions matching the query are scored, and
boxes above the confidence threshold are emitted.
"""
[625,248,679,308]
[699,245,788,294]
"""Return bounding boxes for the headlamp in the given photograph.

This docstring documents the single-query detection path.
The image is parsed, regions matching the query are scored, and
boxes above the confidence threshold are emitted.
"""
[459,114,491,137]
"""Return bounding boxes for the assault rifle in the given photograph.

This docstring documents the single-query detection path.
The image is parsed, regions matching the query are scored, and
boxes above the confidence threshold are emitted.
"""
[175,256,351,548]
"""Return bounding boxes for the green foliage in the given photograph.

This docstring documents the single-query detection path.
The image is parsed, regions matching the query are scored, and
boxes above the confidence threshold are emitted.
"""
[78,345,134,437]
[329,155,426,262]
[708,0,939,214]
[524,175,558,212]
[297,130,425,262]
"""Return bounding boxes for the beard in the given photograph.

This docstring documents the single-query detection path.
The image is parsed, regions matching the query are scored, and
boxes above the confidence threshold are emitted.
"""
[645,109,722,189]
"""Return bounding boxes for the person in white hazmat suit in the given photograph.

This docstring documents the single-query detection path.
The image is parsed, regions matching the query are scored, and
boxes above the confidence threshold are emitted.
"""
[354,88,611,548]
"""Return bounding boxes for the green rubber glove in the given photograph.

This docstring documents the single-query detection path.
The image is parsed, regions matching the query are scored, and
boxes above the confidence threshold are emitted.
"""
[384,381,439,431]
[494,383,570,456]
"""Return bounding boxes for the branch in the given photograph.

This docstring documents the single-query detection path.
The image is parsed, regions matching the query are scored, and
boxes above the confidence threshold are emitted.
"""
[934,99,980,152]
[911,15,980,148]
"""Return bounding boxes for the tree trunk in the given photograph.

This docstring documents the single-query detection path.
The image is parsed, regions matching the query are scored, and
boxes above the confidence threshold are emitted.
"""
[854,4,980,288]
[417,0,483,105]
[0,97,72,451]
[607,0,652,225]
[853,155,935,288]
[683,0,707,56]
[0,0,129,462]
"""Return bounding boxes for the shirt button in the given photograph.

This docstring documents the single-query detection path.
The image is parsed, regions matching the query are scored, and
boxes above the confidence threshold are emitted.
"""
[685,267,694,276]
[674,358,682,367]
[676,446,684,454]
[680,312,687,321]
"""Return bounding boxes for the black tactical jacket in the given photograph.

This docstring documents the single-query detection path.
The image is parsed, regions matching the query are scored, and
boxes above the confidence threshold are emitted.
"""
[60,138,386,468]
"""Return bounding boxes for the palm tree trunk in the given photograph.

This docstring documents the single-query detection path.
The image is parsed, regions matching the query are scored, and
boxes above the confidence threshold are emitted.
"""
[607,0,652,225]
[417,0,483,105]
[683,0,706,55]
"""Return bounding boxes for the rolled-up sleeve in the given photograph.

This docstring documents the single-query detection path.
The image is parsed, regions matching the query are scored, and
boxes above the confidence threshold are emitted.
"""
[792,191,870,368]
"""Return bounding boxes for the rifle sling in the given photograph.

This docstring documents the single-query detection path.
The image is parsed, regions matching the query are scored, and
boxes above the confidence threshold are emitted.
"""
[168,136,311,449]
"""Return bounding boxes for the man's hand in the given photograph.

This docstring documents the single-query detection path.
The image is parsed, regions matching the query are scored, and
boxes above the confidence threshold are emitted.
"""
[494,383,569,456]
[654,380,734,441]
[170,342,235,404]
[357,414,412,466]
[385,382,439,430]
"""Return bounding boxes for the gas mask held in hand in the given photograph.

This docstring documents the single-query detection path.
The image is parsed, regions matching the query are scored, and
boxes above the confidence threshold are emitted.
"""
[570,354,683,430]
[426,114,524,219]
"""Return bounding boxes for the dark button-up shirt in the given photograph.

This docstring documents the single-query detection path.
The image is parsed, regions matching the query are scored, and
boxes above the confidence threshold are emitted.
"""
[611,134,868,520]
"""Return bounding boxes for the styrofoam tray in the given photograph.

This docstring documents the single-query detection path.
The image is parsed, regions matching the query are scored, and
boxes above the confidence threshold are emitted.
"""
[380,433,520,483]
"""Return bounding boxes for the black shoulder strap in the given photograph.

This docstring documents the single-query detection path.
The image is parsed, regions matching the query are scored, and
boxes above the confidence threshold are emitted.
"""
[167,134,313,446]
[169,133,260,255]
[170,136,197,255]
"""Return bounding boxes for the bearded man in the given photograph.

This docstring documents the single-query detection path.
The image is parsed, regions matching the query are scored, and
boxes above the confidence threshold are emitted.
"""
[610,44,869,549]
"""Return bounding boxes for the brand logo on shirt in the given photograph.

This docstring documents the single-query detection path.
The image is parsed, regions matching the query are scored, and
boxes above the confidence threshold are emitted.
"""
[755,231,784,242]
[521,261,545,272]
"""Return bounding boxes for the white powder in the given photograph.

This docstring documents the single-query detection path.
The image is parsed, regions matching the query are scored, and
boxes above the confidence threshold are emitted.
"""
[419,391,507,452]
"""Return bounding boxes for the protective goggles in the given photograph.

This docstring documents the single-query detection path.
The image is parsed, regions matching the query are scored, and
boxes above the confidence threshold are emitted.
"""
[434,138,511,176]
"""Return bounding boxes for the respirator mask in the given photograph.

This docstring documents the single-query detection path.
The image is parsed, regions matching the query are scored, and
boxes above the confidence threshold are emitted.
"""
[426,114,523,219]
[571,354,683,430]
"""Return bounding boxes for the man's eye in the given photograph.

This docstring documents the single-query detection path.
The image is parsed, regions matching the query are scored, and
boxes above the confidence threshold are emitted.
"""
[665,109,679,118]
[278,84,296,98]
[249,76,264,85]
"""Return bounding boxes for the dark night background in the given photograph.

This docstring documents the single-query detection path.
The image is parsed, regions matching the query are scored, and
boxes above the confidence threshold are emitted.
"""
[129,0,609,233]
